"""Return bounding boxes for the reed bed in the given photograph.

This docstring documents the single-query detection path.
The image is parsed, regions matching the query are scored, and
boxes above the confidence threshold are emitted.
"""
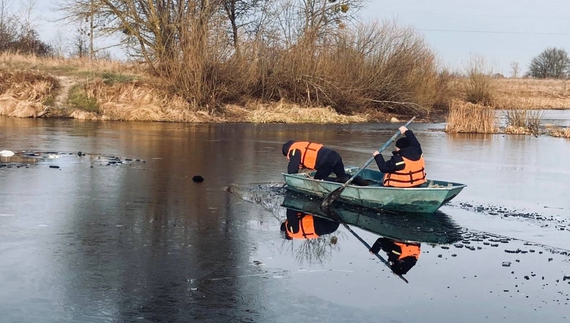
[546,126,570,138]
[445,100,497,133]
[503,109,544,136]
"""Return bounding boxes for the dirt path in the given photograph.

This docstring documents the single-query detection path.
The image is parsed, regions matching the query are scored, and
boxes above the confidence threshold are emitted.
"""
[54,76,75,108]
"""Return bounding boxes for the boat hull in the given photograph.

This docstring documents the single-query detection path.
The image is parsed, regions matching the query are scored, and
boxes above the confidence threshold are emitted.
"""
[281,191,462,244]
[283,167,466,213]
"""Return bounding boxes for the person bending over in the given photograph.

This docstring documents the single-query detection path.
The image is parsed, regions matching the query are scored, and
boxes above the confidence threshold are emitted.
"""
[369,237,421,275]
[283,140,368,186]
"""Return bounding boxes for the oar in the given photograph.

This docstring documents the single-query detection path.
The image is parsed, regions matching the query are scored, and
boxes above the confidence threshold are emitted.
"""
[322,204,409,283]
[320,116,416,209]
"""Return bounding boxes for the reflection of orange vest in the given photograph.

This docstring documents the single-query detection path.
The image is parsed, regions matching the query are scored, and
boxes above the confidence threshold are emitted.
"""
[383,156,427,187]
[394,242,421,260]
[286,214,319,239]
[287,142,323,170]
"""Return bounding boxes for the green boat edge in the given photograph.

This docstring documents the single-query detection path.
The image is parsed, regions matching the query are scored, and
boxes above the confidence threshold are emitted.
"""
[283,166,467,214]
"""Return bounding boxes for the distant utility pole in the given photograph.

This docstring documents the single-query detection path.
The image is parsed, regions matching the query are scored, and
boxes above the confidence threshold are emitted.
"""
[89,0,94,61]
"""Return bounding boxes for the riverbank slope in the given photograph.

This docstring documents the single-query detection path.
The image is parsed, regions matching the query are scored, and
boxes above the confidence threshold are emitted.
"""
[1,54,569,125]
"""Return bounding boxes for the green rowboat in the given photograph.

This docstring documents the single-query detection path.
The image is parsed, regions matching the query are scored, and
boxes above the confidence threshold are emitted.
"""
[283,166,466,213]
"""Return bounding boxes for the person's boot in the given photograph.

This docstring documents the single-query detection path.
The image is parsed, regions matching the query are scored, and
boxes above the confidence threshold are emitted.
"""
[352,175,370,186]
[337,174,351,183]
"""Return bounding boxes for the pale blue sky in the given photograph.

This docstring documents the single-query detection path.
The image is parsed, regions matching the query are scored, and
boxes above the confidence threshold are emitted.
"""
[20,0,570,75]
[359,0,570,75]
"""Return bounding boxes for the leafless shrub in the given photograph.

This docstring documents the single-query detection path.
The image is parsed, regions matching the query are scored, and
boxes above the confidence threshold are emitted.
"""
[464,55,494,106]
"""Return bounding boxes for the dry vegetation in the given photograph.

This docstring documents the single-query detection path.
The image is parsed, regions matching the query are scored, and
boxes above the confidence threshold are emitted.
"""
[0,53,378,123]
[1,54,569,139]
[0,20,454,123]
[445,100,496,133]
[493,78,570,110]
[549,127,570,138]
[0,0,567,139]
[445,59,570,137]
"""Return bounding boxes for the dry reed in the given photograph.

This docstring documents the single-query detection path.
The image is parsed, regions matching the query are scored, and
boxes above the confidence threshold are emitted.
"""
[503,109,543,136]
[445,100,497,133]
[546,126,570,138]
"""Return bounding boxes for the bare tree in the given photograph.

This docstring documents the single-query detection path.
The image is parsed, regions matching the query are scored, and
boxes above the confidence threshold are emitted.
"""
[221,0,268,53]
[0,0,52,55]
[528,47,570,79]
[55,0,108,59]
[510,61,520,78]
[0,0,18,51]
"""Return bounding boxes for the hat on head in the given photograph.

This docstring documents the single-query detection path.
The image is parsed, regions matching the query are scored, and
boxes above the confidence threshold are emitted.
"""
[282,140,295,156]
[395,137,410,149]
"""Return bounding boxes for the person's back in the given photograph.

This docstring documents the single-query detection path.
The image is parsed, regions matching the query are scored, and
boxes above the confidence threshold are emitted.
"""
[282,140,347,181]
[281,209,340,240]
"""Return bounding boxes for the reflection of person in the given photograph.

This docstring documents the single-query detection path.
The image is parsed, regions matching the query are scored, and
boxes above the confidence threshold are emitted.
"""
[369,237,421,275]
[372,126,427,187]
[282,140,368,185]
[281,209,340,240]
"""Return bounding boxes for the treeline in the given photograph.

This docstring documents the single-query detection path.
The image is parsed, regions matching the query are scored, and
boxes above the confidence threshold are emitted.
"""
[54,0,451,116]
[0,2,51,56]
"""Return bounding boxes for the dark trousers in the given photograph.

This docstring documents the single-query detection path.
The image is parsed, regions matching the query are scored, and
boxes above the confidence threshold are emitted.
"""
[314,151,349,181]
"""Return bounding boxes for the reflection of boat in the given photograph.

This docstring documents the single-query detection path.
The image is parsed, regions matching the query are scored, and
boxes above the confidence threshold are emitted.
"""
[283,166,467,213]
[281,190,462,245]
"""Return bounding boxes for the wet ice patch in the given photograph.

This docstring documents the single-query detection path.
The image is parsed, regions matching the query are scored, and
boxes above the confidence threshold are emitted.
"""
[226,183,288,216]
[449,201,570,229]
[0,150,146,169]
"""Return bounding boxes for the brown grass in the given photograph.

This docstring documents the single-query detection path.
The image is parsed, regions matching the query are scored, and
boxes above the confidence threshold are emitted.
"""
[492,78,570,109]
[445,100,497,133]
[239,100,368,124]
[0,69,59,117]
[0,52,140,77]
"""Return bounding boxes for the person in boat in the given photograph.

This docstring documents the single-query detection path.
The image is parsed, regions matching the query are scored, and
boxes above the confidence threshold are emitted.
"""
[372,126,427,188]
[282,140,369,185]
[281,209,340,240]
[369,237,421,275]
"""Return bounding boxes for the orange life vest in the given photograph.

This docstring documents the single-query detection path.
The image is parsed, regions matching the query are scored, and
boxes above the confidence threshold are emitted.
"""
[287,142,323,170]
[383,156,427,187]
[285,213,319,239]
[394,242,421,260]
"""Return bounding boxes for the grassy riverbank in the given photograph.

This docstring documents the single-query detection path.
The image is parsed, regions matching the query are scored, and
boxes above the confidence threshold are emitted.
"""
[0,53,381,123]
[0,53,569,138]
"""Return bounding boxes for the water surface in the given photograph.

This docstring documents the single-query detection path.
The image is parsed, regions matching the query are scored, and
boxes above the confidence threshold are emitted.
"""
[1,117,569,323]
